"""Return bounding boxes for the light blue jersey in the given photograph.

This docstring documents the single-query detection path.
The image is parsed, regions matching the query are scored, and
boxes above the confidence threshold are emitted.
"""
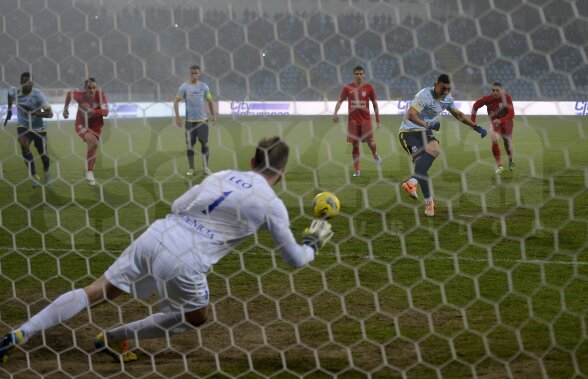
[8,87,50,131]
[176,81,212,122]
[400,87,457,132]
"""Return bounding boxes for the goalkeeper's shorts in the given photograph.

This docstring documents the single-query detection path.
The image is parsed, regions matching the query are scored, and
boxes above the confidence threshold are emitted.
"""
[105,226,210,313]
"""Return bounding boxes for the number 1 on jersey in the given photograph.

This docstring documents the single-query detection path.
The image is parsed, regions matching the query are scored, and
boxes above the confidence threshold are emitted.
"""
[202,191,233,214]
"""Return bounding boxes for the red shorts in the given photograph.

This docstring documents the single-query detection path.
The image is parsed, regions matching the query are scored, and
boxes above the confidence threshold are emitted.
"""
[76,123,102,140]
[492,121,513,137]
[347,121,374,143]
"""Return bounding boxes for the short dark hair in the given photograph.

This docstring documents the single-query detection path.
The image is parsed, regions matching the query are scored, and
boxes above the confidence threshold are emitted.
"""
[84,77,96,87]
[492,81,502,87]
[353,66,364,73]
[190,64,200,70]
[20,72,32,84]
[252,136,289,176]
[437,74,450,84]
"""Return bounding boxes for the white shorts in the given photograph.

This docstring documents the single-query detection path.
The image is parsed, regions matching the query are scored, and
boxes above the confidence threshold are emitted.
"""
[105,228,209,313]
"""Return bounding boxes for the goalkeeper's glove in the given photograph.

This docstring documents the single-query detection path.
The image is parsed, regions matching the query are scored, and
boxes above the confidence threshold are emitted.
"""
[473,124,487,138]
[3,110,12,126]
[426,120,440,131]
[302,219,334,251]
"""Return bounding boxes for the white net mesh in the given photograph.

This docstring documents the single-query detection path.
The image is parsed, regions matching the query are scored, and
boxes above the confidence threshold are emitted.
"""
[1,0,588,378]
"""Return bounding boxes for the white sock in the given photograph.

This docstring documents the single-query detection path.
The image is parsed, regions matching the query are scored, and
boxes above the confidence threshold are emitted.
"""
[409,178,418,186]
[106,312,189,343]
[19,288,89,343]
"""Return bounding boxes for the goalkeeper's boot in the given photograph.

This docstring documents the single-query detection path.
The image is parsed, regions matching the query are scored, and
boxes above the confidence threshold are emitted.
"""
[204,167,213,176]
[93,332,137,363]
[375,154,382,166]
[85,170,96,186]
[31,174,42,188]
[352,171,361,177]
[424,199,435,217]
[509,161,515,171]
[402,180,418,200]
[0,330,24,366]
[186,168,195,176]
[495,166,504,174]
[43,170,54,186]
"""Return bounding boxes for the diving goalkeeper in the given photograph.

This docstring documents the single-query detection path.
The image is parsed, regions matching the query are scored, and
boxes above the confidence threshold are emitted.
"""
[0,136,334,365]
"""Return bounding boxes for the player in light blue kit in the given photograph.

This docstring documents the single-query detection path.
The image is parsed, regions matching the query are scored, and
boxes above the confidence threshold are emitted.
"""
[398,74,487,217]
[5,72,54,188]
[174,65,217,177]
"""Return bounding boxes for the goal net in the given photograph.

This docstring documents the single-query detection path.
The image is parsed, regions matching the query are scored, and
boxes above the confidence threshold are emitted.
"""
[1,0,587,378]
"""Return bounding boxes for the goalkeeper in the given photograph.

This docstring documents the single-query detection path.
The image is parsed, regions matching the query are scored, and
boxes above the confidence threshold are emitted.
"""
[399,74,487,217]
[0,136,333,365]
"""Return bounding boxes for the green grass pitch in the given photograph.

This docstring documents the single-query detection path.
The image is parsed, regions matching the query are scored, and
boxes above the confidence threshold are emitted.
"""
[0,115,587,377]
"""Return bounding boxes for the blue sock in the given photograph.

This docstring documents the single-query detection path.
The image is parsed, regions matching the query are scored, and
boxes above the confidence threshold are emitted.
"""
[414,152,436,199]
[22,151,36,176]
[187,148,195,169]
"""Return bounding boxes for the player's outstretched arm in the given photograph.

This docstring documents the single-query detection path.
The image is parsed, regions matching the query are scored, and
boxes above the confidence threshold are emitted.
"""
[449,108,487,138]
[470,96,489,124]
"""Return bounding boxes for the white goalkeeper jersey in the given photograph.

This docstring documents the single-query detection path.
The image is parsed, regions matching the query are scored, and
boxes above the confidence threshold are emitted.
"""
[148,169,315,271]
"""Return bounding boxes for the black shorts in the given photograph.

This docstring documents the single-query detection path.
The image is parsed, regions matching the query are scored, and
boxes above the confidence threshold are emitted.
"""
[17,127,48,155]
[398,130,438,159]
[185,121,209,146]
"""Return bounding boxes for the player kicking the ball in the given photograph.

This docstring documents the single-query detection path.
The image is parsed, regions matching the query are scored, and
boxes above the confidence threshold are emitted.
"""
[0,136,333,366]
[333,66,382,177]
[399,74,487,217]
[63,78,109,186]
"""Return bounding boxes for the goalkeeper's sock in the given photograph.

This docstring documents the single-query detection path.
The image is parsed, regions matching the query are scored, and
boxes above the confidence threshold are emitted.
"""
[492,142,502,166]
[414,152,436,199]
[352,144,360,172]
[18,289,89,344]
[106,312,189,342]
[22,151,36,176]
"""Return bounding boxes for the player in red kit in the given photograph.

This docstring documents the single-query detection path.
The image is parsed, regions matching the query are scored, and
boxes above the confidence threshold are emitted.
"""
[333,66,381,177]
[63,78,109,185]
[471,82,515,174]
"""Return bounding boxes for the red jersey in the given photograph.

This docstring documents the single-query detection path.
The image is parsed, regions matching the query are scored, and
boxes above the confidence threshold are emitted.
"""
[66,90,109,130]
[338,83,376,126]
[471,92,514,127]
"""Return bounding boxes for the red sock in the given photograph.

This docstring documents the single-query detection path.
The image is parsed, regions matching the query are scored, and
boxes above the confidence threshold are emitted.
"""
[503,139,513,162]
[492,143,501,166]
[352,144,360,172]
[87,145,97,171]
[368,142,378,159]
